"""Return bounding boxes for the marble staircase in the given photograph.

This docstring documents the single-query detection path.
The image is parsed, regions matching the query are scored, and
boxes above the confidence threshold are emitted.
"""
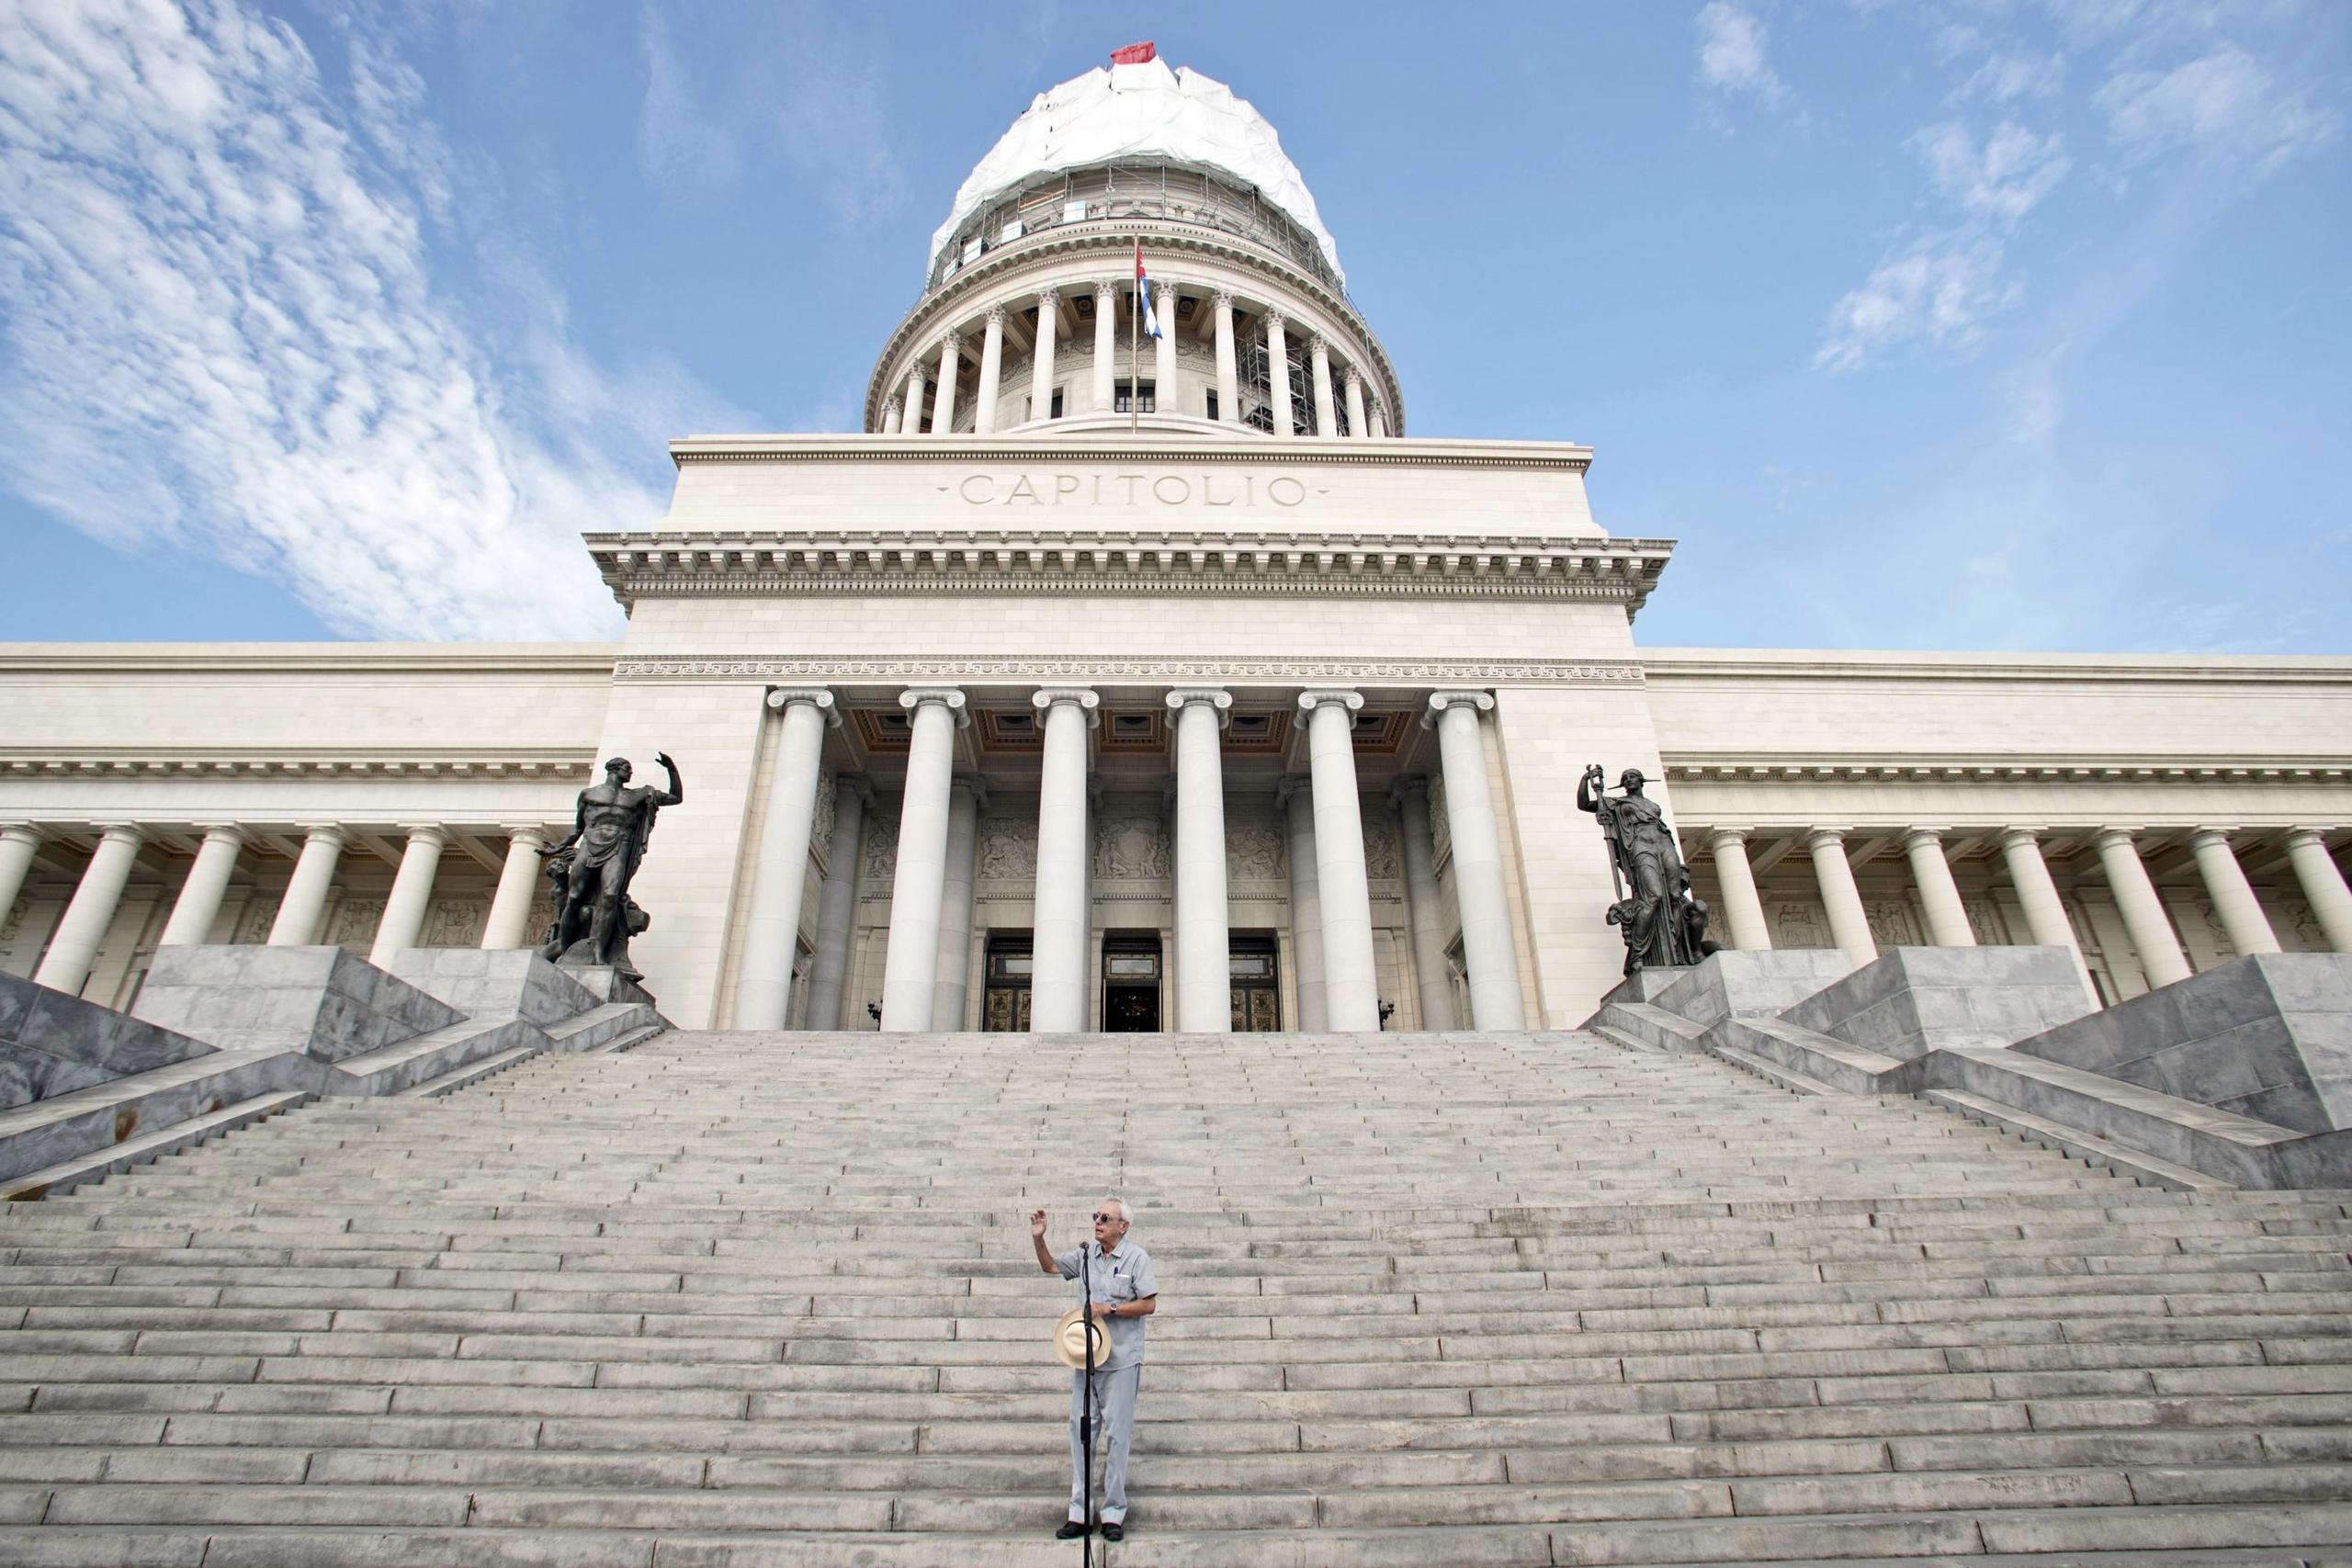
[3,1026,2350,1565]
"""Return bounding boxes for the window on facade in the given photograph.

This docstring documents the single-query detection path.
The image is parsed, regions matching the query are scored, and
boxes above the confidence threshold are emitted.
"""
[1204,391,1218,421]
[1114,381,1156,414]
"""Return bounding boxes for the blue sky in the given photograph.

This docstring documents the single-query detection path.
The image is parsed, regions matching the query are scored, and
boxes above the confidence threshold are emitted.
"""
[1,0,2346,653]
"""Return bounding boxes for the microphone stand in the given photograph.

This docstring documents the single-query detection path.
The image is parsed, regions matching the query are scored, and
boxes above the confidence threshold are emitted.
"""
[1077,1241,1098,1565]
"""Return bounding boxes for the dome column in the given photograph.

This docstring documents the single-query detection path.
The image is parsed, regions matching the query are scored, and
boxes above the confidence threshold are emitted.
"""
[1091,282,1118,412]
[1154,283,1179,415]
[974,309,1006,434]
[1212,292,1239,423]
[1309,336,1337,436]
[898,367,923,434]
[1265,312,1296,437]
[1030,290,1059,423]
[929,333,961,436]
[1344,368,1368,438]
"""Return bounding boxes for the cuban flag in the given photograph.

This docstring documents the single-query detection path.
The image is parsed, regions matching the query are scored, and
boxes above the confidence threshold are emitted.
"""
[1136,241,1162,339]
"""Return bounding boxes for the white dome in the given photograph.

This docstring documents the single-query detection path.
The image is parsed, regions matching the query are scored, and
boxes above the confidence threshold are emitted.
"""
[931,59,1344,286]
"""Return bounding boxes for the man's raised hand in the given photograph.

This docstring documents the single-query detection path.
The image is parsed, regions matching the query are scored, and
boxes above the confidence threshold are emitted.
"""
[1029,1208,1047,1238]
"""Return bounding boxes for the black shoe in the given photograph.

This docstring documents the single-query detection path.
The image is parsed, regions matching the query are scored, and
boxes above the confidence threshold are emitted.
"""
[1102,1521,1125,1541]
[1056,1520,1089,1540]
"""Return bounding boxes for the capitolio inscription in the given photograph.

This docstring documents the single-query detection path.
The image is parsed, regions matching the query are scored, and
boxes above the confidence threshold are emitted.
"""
[949,472,1311,508]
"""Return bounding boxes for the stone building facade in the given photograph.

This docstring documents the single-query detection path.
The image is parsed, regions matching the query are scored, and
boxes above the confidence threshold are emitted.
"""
[3,57,2348,1032]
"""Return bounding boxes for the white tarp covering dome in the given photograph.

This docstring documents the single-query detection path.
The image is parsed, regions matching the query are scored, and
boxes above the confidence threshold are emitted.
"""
[931,57,1344,285]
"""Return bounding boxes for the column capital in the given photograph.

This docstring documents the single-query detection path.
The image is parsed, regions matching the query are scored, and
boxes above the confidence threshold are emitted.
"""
[1999,825,2051,847]
[1094,280,1119,304]
[1297,688,1363,715]
[2285,826,2341,848]
[938,331,963,356]
[296,823,348,847]
[899,687,969,727]
[190,822,248,843]
[501,823,553,846]
[836,773,877,811]
[2188,826,2244,847]
[881,400,900,429]
[397,824,450,847]
[1155,279,1176,300]
[1164,687,1233,722]
[1309,333,1330,356]
[1212,288,1236,311]
[1263,310,1287,332]
[1805,826,1851,850]
[1036,288,1060,311]
[1032,686,1101,725]
[2092,826,2145,849]
[1344,366,1363,388]
[91,822,148,846]
[983,305,1007,329]
[1388,773,1430,808]
[1902,827,1952,848]
[1275,773,1314,811]
[1422,689,1494,728]
[766,686,842,726]
[1706,825,1753,847]
[949,772,990,812]
[0,823,44,847]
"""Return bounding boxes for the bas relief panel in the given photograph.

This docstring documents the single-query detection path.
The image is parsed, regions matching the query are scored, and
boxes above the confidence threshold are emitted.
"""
[1363,818,1401,881]
[1964,900,2009,946]
[977,816,1036,887]
[327,899,384,953]
[1428,773,1452,868]
[1864,901,1921,949]
[1227,824,1283,881]
[1768,901,1826,950]
[237,900,279,945]
[812,772,837,865]
[862,817,899,886]
[1097,816,1170,882]
[423,899,486,948]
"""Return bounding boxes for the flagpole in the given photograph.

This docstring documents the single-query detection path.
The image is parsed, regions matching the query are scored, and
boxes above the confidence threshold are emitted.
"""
[1129,238,1139,434]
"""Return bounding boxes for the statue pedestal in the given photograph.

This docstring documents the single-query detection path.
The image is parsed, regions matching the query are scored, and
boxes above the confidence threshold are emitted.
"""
[556,962,657,1007]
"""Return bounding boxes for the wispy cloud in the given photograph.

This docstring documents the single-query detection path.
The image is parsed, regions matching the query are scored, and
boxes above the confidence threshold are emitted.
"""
[638,6,743,197]
[1914,119,2072,221]
[1814,237,2014,374]
[2096,43,2337,174]
[0,0,741,641]
[1695,3,1792,109]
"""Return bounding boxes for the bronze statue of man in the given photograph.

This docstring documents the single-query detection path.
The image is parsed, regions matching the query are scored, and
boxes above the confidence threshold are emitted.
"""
[542,752,683,978]
[1577,762,1715,974]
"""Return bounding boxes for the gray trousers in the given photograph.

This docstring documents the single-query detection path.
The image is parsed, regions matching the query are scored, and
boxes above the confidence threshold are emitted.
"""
[1068,1362,1142,1522]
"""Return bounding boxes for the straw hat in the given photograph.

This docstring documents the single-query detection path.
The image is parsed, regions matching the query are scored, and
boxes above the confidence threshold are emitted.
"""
[1052,1304,1108,1370]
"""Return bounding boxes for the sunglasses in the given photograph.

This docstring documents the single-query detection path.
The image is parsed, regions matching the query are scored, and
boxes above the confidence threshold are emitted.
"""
[1091,1213,1125,1224]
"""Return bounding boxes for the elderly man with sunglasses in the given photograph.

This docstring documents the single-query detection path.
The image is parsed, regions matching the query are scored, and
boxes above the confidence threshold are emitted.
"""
[1031,1198,1159,1540]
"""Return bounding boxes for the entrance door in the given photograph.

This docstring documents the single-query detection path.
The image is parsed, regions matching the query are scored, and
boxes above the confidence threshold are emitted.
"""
[981,932,1033,1032]
[1230,934,1280,1031]
[1102,932,1162,1032]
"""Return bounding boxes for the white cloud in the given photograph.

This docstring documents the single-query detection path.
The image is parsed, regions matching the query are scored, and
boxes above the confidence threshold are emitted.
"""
[0,0,690,640]
[2096,43,2336,174]
[1695,3,1791,107]
[1914,119,2071,222]
[1814,235,2016,374]
[1951,48,2067,105]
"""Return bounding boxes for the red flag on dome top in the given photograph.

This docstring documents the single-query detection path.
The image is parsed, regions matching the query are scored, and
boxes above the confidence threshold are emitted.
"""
[1110,41,1157,65]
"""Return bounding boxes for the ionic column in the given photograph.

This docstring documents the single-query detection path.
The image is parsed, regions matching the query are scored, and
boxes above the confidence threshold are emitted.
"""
[1278,776,1327,1031]
[1030,289,1059,422]
[1212,291,1238,421]
[1391,777,1456,1032]
[2284,829,2352,953]
[1705,828,1770,951]
[34,825,145,995]
[1370,398,1390,438]
[974,308,1007,434]
[878,690,966,1030]
[2188,828,2280,957]
[1426,691,1525,1028]
[1806,828,1877,965]
[898,368,923,434]
[269,825,347,946]
[0,825,46,931]
[1298,691,1378,1029]
[735,688,839,1030]
[1091,282,1118,412]
[1166,688,1233,1032]
[2093,828,2190,988]
[929,333,961,435]
[166,827,244,949]
[482,826,549,949]
[369,825,447,964]
[1030,688,1099,1032]
[1344,368,1368,438]
[933,774,986,1031]
[1309,335,1337,436]
[1903,828,1975,947]
[1997,827,2098,1002]
[1264,312,1295,437]
[805,776,873,1030]
[1154,283,1178,413]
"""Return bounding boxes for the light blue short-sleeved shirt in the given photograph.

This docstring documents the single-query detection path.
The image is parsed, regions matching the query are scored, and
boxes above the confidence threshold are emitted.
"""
[1055,1238,1159,1371]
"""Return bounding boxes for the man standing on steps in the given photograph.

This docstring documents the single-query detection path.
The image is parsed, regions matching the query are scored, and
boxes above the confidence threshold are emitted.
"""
[1033,1200,1159,1541]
